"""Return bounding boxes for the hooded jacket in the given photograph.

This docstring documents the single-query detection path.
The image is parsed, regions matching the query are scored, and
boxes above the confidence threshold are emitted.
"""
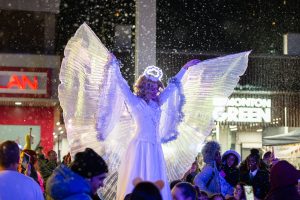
[194,141,221,196]
[46,164,93,200]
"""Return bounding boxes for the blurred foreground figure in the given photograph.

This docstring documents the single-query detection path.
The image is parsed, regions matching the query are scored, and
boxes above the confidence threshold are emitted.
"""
[58,23,250,199]
[46,148,108,200]
[265,160,300,200]
[0,140,44,200]
[171,182,197,200]
[128,178,164,200]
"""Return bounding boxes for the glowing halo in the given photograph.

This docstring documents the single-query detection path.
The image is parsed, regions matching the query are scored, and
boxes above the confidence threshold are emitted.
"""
[143,65,163,82]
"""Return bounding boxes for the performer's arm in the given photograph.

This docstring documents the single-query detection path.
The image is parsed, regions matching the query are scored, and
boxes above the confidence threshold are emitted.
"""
[110,54,139,107]
[159,59,200,104]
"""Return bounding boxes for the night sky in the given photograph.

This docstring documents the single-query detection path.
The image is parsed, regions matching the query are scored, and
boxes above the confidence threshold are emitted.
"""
[55,0,300,55]
[157,0,300,54]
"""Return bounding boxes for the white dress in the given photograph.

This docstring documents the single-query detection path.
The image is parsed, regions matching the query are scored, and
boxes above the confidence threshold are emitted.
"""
[115,68,186,200]
[58,23,251,200]
[116,99,170,199]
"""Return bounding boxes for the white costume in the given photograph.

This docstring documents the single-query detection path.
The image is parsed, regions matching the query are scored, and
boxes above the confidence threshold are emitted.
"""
[58,23,250,200]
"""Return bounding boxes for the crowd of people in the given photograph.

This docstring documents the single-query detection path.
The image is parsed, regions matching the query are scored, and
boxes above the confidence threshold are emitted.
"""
[0,139,300,200]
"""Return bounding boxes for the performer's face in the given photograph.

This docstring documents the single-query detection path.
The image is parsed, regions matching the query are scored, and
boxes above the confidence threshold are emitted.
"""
[144,81,160,101]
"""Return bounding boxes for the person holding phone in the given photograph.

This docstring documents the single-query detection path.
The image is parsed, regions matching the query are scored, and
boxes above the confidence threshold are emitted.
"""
[20,149,45,193]
[0,140,44,199]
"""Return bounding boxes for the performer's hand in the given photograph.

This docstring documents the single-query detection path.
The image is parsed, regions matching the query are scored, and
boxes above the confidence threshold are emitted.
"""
[182,59,201,70]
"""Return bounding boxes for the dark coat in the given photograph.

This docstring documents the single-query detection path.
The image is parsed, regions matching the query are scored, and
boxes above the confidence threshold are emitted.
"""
[265,185,300,200]
[221,164,240,187]
[240,169,270,199]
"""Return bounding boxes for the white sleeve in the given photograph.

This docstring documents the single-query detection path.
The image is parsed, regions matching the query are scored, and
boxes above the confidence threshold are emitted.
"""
[159,68,186,104]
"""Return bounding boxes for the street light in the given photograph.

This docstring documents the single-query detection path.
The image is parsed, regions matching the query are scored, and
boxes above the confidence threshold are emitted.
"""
[53,131,63,163]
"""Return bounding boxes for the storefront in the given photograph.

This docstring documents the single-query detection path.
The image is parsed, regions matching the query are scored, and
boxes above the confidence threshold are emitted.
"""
[212,91,300,165]
[0,54,61,153]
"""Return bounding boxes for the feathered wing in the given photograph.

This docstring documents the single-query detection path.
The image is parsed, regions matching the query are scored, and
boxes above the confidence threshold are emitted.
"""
[161,51,251,181]
[58,23,135,199]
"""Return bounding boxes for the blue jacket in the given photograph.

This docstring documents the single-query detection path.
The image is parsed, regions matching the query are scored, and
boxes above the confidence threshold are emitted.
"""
[194,162,221,196]
[46,164,93,200]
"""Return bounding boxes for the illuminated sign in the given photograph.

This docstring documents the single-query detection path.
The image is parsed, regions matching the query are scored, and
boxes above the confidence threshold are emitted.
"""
[0,71,48,94]
[213,98,271,123]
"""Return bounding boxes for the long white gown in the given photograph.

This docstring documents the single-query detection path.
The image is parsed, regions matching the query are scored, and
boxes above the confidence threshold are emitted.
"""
[116,99,171,199]
[115,68,186,200]
[58,23,250,200]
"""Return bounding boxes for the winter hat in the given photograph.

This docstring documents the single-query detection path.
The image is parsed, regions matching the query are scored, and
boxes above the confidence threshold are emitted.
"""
[222,150,241,165]
[270,160,300,191]
[69,148,108,178]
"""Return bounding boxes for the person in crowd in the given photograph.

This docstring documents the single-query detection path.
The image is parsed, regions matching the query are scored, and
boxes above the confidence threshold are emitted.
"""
[131,180,164,200]
[171,179,183,190]
[240,150,270,199]
[0,140,44,199]
[194,186,209,200]
[182,161,201,184]
[210,193,225,200]
[262,151,272,166]
[20,149,45,193]
[39,149,58,186]
[171,182,197,200]
[233,182,246,200]
[36,146,44,157]
[262,151,272,173]
[265,160,300,200]
[219,150,240,196]
[46,148,108,200]
[194,141,223,196]
[62,152,71,166]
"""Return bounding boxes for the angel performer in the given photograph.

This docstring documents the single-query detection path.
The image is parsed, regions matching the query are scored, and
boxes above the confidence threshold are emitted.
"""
[58,23,250,200]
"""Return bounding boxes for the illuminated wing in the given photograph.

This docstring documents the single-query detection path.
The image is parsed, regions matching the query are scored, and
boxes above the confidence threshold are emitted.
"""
[58,23,135,199]
[161,51,251,181]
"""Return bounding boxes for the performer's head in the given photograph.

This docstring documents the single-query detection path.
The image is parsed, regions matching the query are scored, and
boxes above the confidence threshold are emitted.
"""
[134,66,164,102]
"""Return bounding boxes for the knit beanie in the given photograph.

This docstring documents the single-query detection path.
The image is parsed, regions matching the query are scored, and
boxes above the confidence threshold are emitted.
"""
[69,148,108,178]
[270,160,300,191]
